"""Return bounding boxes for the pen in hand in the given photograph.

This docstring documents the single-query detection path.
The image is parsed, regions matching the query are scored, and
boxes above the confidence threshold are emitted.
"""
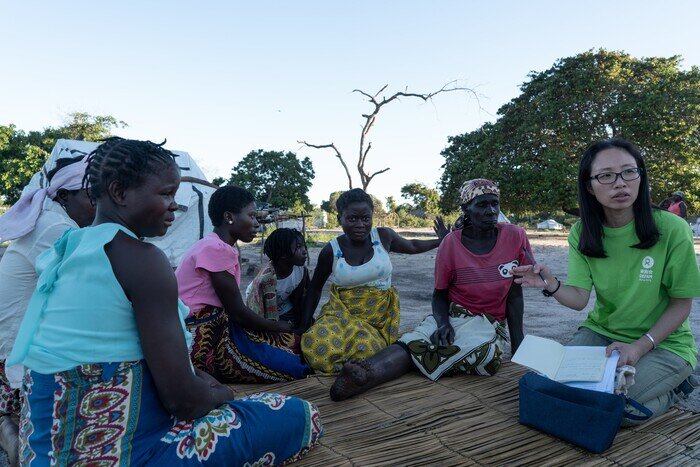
[522,247,548,288]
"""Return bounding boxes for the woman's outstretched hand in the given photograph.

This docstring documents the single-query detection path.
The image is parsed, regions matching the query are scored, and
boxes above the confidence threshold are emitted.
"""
[433,216,452,241]
[512,263,552,289]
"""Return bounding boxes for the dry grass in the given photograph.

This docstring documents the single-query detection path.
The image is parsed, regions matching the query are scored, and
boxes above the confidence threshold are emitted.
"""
[232,362,700,466]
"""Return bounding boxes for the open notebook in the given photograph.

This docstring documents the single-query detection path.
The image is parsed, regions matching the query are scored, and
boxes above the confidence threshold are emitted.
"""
[512,335,609,383]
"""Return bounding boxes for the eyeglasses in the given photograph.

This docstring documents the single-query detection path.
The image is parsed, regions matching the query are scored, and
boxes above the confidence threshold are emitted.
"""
[589,167,642,185]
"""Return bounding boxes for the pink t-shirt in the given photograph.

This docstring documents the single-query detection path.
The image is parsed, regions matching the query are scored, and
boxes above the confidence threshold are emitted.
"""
[176,233,241,317]
[434,223,534,322]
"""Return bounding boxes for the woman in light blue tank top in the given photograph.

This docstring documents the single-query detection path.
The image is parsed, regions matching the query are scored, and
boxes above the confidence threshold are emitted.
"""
[299,189,450,375]
[8,138,322,465]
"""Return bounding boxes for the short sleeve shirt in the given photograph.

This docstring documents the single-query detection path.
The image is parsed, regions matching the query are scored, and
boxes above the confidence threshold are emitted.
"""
[435,223,533,321]
[176,233,240,317]
[566,210,700,367]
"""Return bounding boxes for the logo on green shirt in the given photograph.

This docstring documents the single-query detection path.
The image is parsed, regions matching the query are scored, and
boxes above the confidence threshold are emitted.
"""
[639,256,654,282]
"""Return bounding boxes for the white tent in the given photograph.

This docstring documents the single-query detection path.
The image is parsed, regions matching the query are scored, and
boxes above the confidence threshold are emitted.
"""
[22,139,217,267]
[536,219,563,230]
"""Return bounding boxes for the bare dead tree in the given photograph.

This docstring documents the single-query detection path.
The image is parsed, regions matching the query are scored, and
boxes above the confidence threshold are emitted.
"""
[299,81,477,191]
[296,141,353,189]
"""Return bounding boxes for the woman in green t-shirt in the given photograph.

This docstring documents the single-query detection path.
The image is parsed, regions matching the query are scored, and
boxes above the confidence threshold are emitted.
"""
[514,137,700,425]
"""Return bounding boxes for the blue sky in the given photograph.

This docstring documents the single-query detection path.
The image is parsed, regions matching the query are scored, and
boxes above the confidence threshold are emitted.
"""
[2,1,699,205]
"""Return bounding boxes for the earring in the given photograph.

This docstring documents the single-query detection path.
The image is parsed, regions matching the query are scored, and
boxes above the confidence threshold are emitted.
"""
[228,220,233,225]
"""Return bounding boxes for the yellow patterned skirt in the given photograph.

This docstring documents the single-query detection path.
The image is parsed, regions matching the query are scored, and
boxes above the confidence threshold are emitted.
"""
[301,284,400,375]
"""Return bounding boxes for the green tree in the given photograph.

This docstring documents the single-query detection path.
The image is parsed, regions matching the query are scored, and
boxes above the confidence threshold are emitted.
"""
[0,113,126,204]
[228,150,315,210]
[211,177,226,187]
[385,196,398,213]
[400,182,441,216]
[439,50,700,215]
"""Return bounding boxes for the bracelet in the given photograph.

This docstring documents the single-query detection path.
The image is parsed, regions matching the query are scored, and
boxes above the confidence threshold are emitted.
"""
[542,277,561,297]
[644,332,657,350]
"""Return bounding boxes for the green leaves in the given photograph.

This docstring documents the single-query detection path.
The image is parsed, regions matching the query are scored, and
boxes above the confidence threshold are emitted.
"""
[0,113,126,204]
[439,50,700,215]
[227,150,315,210]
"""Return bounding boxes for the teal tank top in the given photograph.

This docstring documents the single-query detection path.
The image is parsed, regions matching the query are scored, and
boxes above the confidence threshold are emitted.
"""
[8,223,192,374]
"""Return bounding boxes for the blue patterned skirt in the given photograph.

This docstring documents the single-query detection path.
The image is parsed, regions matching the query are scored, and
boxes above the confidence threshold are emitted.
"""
[19,360,322,465]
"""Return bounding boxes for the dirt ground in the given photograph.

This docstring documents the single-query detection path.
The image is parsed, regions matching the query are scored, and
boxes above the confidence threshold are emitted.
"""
[238,234,700,411]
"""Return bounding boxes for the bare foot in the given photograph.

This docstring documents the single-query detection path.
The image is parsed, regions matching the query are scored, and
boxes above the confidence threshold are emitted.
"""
[330,359,373,402]
[0,415,19,467]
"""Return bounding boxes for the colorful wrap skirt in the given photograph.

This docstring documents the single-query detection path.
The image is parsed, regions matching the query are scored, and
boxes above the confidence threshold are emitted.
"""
[187,306,312,384]
[19,360,322,466]
[0,359,21,419]
[301,285,400,375]
[398,303,507,381]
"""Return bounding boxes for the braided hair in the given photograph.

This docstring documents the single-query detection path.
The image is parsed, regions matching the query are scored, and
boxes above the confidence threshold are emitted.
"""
[263,228,305,263]
[83,137,178,202]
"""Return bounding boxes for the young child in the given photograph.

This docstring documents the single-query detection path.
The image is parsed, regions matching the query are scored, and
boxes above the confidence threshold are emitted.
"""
[246,228,310,327]
[176,186,312,383]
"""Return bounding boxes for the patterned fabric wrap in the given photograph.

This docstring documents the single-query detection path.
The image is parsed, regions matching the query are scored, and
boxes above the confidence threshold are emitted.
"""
[19,360,322,466]
[398,303,507,381]
[0,359,21,418]
[246,262,280,321]
[301,284,400,375]
[459,178,500,205]
[187,306,311,384]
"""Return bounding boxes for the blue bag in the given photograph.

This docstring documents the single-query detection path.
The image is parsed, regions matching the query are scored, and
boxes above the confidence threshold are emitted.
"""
[519,372,651,453]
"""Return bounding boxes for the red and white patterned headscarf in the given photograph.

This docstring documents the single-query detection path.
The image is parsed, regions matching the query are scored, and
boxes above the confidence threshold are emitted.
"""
[459,178,499,205]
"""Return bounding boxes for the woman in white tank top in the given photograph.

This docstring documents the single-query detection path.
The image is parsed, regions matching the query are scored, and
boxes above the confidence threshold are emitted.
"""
[299,189,449,374]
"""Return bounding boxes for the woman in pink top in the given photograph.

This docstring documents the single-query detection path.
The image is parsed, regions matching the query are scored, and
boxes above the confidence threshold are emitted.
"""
[330,179,534,401]
[176,186,311,383]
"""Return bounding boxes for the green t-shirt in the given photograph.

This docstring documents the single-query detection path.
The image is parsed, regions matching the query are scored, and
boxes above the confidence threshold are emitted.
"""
[566,209,700,368]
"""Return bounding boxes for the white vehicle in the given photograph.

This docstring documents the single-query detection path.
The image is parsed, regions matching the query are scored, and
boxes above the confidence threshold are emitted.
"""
[690,219,700,237]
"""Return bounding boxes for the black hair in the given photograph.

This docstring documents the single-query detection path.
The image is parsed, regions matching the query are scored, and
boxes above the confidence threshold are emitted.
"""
[577,137,659,258]
[208,185,255,227]
[264,228,305,263]
[47,156,85,183]
[336,188,374,215]
[83,137,178,202]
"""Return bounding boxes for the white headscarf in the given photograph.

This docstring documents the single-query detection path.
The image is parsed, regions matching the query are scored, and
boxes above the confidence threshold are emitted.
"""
[0,157,88,242]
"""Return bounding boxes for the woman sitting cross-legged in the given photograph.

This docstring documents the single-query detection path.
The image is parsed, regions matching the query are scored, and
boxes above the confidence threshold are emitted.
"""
[330,179,533,401]
[514,138,700,425]
[8,138,322,465]
[177,186,312,383]
[245,227,310,328]
[300,188,450,375]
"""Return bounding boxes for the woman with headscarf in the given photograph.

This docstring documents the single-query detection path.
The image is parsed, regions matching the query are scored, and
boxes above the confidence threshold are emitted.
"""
[329,179,535,401]
[0,156,95,465]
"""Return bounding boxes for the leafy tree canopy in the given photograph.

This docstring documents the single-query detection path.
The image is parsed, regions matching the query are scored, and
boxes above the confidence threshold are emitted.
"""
[227,150,315,210]
[400,182,441,215]
[0,112,127,204]
[439,49,700,215]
